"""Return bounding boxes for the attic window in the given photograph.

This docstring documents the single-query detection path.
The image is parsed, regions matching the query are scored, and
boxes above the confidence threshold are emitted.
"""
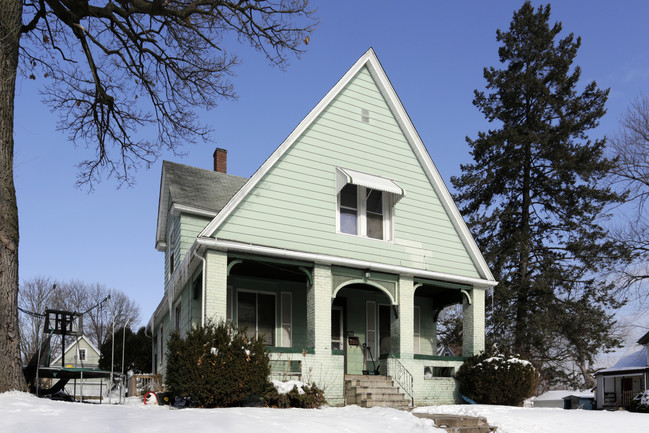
[336,168,404,241]
[361,108,370,123]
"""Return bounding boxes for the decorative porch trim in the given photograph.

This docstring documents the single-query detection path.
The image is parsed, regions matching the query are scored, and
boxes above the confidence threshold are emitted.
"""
[266,347,315,355]
[195,237,497,289]
[298,267,313,286]
[332,279,396,305]
[227,259,243,276]
[461,289,472,305]
[414,354,467,362]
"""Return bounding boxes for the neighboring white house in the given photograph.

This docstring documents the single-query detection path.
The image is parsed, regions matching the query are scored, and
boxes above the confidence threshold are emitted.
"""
[595,331,649,409]
[50,335,110,401]
[149,48,497,406]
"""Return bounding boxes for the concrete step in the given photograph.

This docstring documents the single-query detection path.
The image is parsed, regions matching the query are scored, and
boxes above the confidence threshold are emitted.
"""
[345,379,396,388]
[413,414,497,433]
[360,399,410,409]
[345,374,411,408]
[349,385,401,395]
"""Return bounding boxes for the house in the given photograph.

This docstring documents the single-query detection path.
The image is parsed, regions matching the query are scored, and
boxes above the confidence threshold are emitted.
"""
[595,331,649,409]
[49,335,110,401]
[149,48,497,406]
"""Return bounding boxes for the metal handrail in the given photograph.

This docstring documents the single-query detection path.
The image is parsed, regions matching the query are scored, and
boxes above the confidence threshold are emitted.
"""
[387,354,414,406]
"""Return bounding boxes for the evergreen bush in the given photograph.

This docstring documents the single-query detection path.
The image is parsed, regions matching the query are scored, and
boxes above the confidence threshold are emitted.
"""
[266,382,326,408]
[165,322,272,407]
[626,390,649,413]
[455,348,538,406]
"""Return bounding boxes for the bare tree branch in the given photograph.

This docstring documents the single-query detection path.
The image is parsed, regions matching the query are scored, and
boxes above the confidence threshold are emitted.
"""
[18,0,315,188]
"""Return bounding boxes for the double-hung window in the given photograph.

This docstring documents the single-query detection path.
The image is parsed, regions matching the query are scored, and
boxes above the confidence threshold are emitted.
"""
[237,291,276,346]
[336,168,404,241]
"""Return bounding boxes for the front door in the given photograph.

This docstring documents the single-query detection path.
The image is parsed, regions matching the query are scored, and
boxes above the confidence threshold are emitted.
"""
[379,304,391,358]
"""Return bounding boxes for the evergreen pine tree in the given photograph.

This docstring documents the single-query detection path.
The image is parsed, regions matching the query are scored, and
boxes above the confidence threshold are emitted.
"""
[452,1,629,388]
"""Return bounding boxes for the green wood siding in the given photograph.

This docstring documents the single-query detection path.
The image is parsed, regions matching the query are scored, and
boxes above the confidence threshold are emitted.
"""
[213,66,480,279]
[165,213,211,286]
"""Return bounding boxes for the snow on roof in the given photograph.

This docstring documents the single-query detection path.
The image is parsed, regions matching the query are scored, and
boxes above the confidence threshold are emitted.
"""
[533,390,588,401]
[601,346,648,373]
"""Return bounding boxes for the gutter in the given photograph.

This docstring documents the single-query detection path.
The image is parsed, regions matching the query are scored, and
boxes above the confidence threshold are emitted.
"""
[195,237,497,289]
[193,248,208,327]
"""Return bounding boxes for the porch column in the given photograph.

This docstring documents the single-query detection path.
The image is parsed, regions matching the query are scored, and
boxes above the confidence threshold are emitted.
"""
[462,287,485,356]
[204,249,228,324]
[394,275,414,358]
[308,264,332,354]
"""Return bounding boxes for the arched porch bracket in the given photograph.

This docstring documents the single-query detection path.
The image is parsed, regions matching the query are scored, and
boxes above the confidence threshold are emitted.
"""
[227,259,243,276]
[432,308,442,322]
[298,266,313,287]
[333,279,396,305]
[461,289,472,305]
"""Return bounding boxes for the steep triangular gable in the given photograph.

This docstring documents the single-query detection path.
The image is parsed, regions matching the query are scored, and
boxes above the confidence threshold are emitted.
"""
[50,335,101,366]
[199,48,494,283]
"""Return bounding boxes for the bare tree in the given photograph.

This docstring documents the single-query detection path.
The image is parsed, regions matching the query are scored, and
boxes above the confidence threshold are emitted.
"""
[17,276,57,363]
[1,1,313,391]
[609,95,649,301]
[18,277,140,365]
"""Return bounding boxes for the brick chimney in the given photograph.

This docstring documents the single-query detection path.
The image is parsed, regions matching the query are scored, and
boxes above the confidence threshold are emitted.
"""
[213,148,227,173]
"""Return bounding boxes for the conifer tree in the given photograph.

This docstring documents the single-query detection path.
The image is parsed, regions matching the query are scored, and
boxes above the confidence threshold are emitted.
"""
[452,1,629,388]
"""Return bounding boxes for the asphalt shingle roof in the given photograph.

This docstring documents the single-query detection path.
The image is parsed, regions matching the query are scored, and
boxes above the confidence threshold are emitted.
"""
[163,160,247,213]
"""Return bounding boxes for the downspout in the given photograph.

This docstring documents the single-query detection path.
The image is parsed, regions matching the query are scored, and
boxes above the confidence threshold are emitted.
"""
[193,247,207,327]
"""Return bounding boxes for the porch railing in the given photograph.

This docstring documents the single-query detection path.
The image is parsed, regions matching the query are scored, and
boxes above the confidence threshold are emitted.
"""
[387,354,414,406]
[617,390,642,408]
[127,374,163,396]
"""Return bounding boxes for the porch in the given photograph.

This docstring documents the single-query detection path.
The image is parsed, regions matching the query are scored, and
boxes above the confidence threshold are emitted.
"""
[184,252,487,406]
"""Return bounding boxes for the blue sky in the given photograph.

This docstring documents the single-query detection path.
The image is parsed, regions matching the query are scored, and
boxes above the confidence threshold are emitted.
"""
[13,1,649,338]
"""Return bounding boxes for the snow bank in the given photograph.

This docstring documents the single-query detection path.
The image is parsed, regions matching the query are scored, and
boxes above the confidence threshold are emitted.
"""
[2,391,649,433]
[414,404,649,433]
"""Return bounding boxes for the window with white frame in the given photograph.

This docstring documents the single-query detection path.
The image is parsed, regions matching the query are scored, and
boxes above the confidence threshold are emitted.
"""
[175,301,182,332]
[237,291,276,346]
[336,168,404,241]
[78,347,87,362]
[168,219,177,279]
[413,306,421,354]
[281,292,292,347]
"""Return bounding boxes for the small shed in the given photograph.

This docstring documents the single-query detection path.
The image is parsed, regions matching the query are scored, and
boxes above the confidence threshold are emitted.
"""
[562,393,595,410]
[532,390,576,408]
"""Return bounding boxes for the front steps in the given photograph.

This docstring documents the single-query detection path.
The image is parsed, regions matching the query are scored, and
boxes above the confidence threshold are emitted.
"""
[345,374,411,409]
[413,414,497,433]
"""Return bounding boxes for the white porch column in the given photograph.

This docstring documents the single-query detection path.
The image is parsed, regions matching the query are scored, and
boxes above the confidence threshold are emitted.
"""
[204,249,228,325]
[462,287,485,356]
[395,275,414,358]
[308,264,332,354]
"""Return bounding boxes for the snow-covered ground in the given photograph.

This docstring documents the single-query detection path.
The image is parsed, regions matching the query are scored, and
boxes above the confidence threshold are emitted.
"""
[1,391,648,433]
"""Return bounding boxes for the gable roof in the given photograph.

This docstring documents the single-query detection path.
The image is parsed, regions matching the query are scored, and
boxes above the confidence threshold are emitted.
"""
[599,346,648,374]
[50,335,101,366]
[198,48,494,283]
[638,330,649,346]
[155,161,247,250]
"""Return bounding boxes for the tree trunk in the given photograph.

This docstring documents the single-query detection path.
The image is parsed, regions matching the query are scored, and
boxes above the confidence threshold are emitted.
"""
[514,139,533,355]
[0,0,26,392]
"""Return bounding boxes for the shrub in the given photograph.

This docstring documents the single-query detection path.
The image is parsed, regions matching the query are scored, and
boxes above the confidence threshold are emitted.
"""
[266,381,326,408]
[455,348,538,406]
[626,390,649,413]
[165,321,272,407]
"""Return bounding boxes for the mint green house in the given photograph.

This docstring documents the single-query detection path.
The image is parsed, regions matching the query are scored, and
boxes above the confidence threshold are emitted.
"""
[150,48,497,406]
